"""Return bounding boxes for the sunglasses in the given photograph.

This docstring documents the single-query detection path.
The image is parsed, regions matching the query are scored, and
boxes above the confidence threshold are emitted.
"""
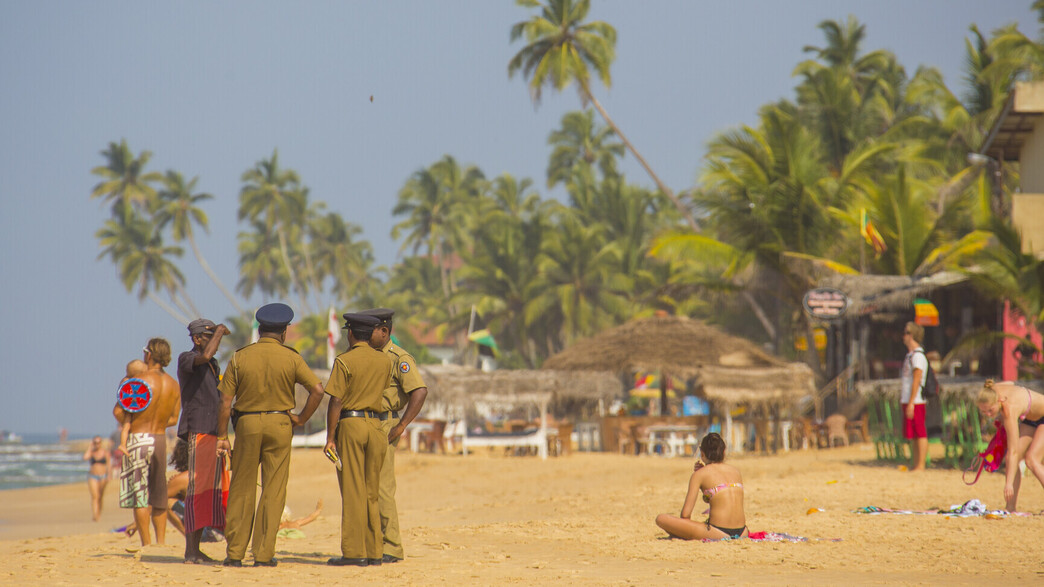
[143,346,151,354]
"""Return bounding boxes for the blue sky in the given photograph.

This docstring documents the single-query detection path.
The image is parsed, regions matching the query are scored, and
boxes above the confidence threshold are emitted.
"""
[0,1,1037,435]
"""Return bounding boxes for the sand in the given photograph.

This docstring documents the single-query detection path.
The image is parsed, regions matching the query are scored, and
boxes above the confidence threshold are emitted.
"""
[0,443,1041,585]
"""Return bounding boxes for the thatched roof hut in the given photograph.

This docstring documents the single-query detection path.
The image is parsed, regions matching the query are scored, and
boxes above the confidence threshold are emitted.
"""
[417,364,622,406]
[541,315,815,409]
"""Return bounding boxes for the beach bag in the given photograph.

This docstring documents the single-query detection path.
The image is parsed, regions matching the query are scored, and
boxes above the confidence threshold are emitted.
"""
[963,420,1007,485]
[914,350,940,399]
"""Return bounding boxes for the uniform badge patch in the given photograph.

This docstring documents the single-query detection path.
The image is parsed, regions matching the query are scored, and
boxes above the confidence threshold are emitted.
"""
[399,361,410,374]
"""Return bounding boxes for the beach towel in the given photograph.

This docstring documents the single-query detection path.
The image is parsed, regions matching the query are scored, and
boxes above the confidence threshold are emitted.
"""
[184,433,229,532]
[704,531,840,543]
[853,499,1032,517]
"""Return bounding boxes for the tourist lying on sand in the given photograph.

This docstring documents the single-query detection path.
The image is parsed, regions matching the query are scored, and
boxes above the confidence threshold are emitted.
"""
[977,379,1044,511]
[655,432,748,540]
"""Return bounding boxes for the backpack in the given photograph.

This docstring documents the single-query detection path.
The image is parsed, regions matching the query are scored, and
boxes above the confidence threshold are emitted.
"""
[913,349,940,399]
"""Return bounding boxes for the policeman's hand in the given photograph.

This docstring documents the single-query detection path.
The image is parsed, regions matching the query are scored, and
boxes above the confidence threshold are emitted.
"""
[216,438,232,458]
[388,423,405,443]
[289,413,302,427]
[324,439,337,458]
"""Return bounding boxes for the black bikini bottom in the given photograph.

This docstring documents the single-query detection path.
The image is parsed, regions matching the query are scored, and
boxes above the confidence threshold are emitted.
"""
[708,523,746,539]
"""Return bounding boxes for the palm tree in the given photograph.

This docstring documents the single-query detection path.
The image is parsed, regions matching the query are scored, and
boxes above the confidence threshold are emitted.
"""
[508,0,699,231]
[155,170,246,315]
[310,210,378,307]
[95,212,194,324]
[392,155,485,303]
[546,109,623,188]
[525,209,628,353]
[90,139,163,221]
[236,220,291,301]
[239,150,312,313]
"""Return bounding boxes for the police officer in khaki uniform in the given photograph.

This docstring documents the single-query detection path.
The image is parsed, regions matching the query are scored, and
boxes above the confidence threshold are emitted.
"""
[215,303,325,567]
[325,313,392,567]
[359,308,427,563]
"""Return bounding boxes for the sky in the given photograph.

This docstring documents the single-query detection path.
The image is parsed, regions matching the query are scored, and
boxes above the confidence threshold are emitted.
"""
[0,1,1038,436]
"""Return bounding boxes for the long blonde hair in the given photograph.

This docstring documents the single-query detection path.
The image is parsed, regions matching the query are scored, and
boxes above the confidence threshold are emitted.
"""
[977,379,998,405]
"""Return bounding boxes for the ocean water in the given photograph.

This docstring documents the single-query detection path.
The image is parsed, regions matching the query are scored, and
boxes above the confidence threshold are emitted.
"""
[0,434,97,491]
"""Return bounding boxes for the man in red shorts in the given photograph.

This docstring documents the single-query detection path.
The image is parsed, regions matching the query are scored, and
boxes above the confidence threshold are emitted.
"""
[900,322,928,472]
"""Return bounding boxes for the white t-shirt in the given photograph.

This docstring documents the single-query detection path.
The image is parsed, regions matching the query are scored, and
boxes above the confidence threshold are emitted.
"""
[900,347,928,405]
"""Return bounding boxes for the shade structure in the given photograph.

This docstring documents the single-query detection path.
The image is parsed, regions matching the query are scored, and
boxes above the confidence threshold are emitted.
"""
[541,315,815,410]
[417,364,623,407]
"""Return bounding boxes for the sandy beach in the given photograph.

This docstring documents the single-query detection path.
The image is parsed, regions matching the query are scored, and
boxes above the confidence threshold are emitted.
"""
[1,444,1041,586]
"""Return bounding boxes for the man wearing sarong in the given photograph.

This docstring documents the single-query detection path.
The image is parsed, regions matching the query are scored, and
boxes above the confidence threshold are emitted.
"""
[359,308,428,563]
[176,318,230,563]
[215,303,326,567]
[112,338,181,547]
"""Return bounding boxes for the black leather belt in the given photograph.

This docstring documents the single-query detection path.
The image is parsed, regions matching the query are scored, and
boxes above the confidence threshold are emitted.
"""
[379,411,400,421]
[340,409,379,419]
[237,410,289,416]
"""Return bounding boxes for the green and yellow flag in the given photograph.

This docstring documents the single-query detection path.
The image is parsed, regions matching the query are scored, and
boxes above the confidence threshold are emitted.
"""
[467,329,499,354]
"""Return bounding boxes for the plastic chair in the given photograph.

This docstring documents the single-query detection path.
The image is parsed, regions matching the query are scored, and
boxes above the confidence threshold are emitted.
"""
[824,414,849,447]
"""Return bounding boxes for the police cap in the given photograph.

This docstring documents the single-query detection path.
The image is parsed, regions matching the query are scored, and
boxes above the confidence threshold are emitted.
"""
[341,312,381,331]
[358,308,394,327]
[255,303,294,329]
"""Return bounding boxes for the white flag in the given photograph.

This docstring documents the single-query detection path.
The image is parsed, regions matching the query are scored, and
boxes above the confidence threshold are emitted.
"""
[250,316,259,344]
[327,306,341,370]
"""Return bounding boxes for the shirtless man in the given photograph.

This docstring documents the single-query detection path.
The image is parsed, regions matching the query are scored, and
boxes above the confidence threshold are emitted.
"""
[112,338,181,547]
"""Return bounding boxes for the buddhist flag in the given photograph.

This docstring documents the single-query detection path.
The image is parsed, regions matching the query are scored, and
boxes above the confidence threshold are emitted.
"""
[327,306,341,370]
[860,209,887,256]
[467,329,499,354]
[914,298,939,327]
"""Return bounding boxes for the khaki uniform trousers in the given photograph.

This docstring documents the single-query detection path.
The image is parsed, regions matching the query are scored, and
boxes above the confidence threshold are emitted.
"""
[225,413,292,563]
[378,417,404,558]
[336,416,387,559]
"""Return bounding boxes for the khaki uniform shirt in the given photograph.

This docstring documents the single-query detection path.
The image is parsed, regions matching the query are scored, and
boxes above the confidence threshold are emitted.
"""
[326,341,392,412]
[217,337,320,412]
[378,341,426,412]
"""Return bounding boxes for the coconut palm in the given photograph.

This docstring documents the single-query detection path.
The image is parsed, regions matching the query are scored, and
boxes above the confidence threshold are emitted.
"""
[236,220,291,301]
[525,209,629,353]
[90,139,163,221]
[155,170,246,315]
[95,212,193,324]
[239,150,312,313]
[392,155,485,302]
[546,109,623,188]
[310,210,378,307]
[508,0,699,231]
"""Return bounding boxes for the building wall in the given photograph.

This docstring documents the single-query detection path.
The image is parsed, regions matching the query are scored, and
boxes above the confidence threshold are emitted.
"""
[1012,193,1044,256]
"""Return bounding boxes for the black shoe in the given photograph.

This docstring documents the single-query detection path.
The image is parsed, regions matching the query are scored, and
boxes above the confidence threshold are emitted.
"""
[381,554,403,563]
[327,557,368,567]
[366,558,382,566]
[222,559,243,567]
[254,558,277,567]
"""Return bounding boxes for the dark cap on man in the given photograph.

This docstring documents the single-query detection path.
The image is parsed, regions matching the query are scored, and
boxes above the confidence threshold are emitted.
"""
[342,312,381,332]
[358,308,394,327]
[255,303,295,329]
[187,318,216,336]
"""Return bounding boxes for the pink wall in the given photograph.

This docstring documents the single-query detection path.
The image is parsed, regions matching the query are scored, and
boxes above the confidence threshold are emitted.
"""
[1002,300,1043,380]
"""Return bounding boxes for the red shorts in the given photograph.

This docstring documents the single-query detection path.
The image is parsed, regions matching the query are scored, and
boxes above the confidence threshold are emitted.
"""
[902,403,926,439]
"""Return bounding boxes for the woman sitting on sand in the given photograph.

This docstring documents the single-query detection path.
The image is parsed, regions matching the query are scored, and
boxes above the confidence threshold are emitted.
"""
[977,380,1044,511]
[655,433,748,540]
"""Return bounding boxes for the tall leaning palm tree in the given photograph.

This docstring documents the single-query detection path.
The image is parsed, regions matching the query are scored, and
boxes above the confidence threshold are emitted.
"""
[508,0,699,231]
[155,170,246,315]
[90,139,163,221]
[239,150,312,313]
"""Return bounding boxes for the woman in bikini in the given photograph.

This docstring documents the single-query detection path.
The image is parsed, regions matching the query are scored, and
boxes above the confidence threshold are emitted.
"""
[83,436,110,521]
[655,432,748,540]
[977,380,1044,511]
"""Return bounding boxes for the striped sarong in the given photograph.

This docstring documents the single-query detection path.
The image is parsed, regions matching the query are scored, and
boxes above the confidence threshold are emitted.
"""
[184,433,229,532]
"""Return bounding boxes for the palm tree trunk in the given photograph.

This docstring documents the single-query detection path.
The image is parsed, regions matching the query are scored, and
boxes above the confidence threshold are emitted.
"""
[741,291,777,340]
[147,291,189,325]
[276,229,313,315]
[300,241,325,313]
[188,233,246,315]
[169,288,197,320]
[584,88,701,233]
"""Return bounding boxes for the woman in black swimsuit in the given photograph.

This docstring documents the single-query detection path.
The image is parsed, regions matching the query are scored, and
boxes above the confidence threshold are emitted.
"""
[82,436,110,521]
[655,433,748,540]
